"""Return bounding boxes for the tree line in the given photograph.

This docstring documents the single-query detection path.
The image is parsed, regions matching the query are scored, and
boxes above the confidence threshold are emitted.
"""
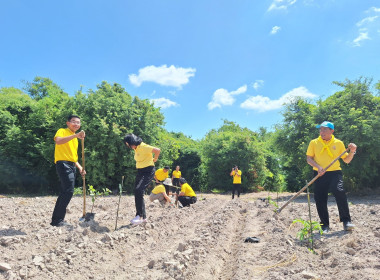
[1,77,379,195]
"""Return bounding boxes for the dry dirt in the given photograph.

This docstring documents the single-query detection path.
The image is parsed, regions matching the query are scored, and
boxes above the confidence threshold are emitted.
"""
[1,191,380,280]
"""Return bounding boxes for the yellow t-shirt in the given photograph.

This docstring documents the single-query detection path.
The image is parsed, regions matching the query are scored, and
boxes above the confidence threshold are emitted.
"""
[231,170,242,184]
[155,168,169,181]
[306,137,348,171]
[180,183,196,197]
[172,170,181,178]
[151,184,166,194]
[134,142,155,169]
[54,128,78,163]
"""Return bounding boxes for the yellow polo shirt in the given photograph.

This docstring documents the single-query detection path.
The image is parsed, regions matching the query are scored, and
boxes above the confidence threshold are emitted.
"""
[306,137,348,171]
[180,183,196,197]
[54,128,78,163]
[134,142,155,169]
[151,184,166,194]
[172,170,181,178]
[231,170,242,184]
[155,168,169,181]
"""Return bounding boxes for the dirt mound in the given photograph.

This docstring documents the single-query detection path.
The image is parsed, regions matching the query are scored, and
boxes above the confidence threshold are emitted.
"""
[1,192,379,279]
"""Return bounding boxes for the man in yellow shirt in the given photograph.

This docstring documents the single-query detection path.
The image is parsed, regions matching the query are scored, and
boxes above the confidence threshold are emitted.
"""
[306,121,357,233]
[230,165,242,199]
[51,115,86,227]
[171,165,181,194]
[177,178,197,207]
[149,178,173,206]
[155,166,170,194]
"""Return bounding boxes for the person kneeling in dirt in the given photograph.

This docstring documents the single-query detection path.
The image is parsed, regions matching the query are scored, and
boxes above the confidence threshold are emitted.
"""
[149,178,173,207]
[177,178,197,207]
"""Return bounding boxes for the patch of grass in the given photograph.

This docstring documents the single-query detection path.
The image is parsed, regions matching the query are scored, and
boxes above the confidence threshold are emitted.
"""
[211,188,223,194]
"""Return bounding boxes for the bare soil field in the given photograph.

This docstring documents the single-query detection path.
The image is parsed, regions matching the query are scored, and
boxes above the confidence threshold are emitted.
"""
[1,191,379,280]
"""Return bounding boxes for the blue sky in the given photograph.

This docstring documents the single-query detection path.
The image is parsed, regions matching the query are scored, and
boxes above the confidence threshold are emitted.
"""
[1,1,379,139]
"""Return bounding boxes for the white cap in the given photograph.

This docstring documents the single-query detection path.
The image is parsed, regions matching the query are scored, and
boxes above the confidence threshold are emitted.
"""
[163,178,173,186]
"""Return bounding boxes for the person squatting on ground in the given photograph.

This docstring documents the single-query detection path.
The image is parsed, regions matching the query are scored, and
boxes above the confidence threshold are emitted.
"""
[149,178,174,206]
[177,178,197,207]
[306,121,357,234]
[171,165,181,194]
[124,133,161,225]
[51,114,86,227]
[155,166,170,194]
[230,165,242,199]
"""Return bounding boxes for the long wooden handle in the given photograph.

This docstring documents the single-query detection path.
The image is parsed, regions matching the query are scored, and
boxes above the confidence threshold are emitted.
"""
[276,148,349,213]
[82,138,86,217]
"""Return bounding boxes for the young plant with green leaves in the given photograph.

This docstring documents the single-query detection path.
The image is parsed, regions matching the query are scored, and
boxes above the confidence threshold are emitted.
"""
[267,196,279,211]
[292,218,322,252]
[292,186,322,253]
[88,185,112,213]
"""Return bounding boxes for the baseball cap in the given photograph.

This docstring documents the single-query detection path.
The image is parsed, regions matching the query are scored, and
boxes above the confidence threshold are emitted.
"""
[316,121,334,130]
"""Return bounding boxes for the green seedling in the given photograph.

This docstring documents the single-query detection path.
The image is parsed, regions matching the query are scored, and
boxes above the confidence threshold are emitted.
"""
[267,196,279,211]
[115,176,124,230]
[88,185,112,213]
[292,186,322,253]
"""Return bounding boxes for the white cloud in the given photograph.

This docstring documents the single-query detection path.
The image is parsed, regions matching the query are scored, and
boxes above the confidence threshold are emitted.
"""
[150,97,178,109]
[356,16,378,27]
[270,26,281,35]
[253,80,264,90]
[268,0,297,12]
[240,86,317,112]
[129,65,196,88]
[353,32,370,47]
[208,85,247,110]
[367,7,380,13]
[351,7,380,47]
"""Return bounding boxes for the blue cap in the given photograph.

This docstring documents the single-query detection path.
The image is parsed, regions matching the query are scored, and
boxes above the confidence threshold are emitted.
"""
[316,121,334,130]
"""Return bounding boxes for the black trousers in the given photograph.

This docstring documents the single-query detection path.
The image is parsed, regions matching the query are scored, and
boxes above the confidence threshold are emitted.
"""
[313,170,351,227]
[178,196,197,207]
[172,178,180,194]
[135,166,155,219]
[51,161,76,225]
[232,184,241,198]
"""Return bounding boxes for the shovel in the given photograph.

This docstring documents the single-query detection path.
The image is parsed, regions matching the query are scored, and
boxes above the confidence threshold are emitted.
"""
[276,148,349,214]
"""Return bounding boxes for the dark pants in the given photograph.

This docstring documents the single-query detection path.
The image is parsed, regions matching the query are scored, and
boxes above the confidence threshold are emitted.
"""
[51,161,76,225]
[178,196,197,207]
[313,170,351,228]
[232,184,241,199]
[172,178,180,194]
[164,184,170,196]
[135,166,155,219]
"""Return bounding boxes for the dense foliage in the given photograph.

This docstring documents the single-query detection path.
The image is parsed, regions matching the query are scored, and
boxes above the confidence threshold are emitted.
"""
[0,77,379,194]
[274,78,380,191]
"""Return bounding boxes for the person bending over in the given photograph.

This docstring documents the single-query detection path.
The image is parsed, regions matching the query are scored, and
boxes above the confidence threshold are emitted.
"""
[149,178,173,207]
[177,178,197,207]
[124,133,161,225]
[155,166,170,194]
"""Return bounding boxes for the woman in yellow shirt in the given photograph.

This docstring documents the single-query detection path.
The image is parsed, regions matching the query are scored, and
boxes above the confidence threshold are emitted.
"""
[124,133,160,225]
[171,165,181,194]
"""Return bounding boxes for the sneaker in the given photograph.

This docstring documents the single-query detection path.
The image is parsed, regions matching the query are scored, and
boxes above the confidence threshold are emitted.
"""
[343,221,355,231]
[131,218,147,225]
[130,215,140,224]
[51,221,72,227]
[321,226,330,234]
